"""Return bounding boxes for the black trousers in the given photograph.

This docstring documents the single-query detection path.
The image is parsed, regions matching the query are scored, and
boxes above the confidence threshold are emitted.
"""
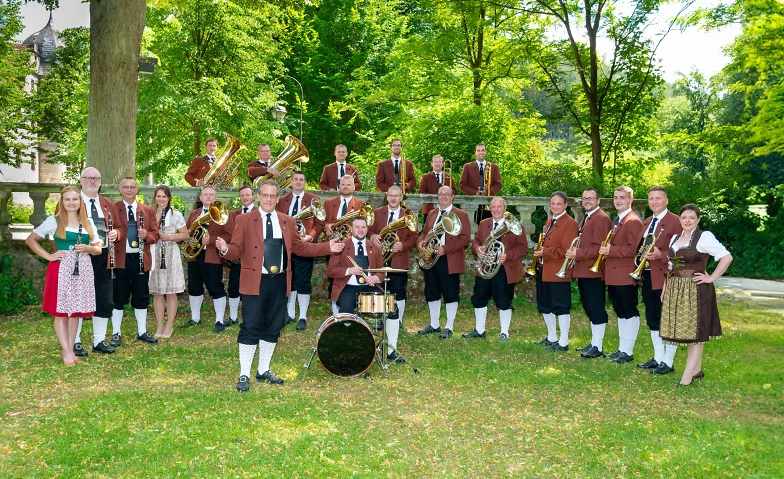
[187,251,226,298]
[577,277,609,325]
[238,273,287,344]
[383,272,408,319]
[474,207,491,225]
[91,248,114,318]
[291,254,314,294]
[471,266,514,310]
[607,284,639,319]
[227,262,241,299]
[337,284,378,314]
[113,253,150,310]
[640,270,662,330]
[423,256,460,303]
[535,272,571,315]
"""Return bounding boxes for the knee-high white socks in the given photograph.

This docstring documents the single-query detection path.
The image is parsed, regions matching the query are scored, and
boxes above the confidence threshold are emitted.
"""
[445,302,458,330]
[474,307,488,334]
[229,296,240,321]
[499,309,512,336]
[662,343,678,368]
[298,294,310,320]
[135,308,148,336]
[651,330,665,363]
[257,340,277,374]
[590,323,607,352]
[331,301,339,317]
[75,318,83,345]
[239,343,256,378]
[287,291,297,318]
[189,295,203,323]
[213,297,226,324]
[396,300,406,324]
[386,318,400,352]
[428,301,441,328]
[618,316,640,355]
[92,317,109,346]
[557,314,571,347]
[543,313,557,342]
[111,308,124,335]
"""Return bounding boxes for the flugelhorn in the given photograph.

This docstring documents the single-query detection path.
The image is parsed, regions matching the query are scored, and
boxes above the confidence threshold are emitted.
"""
[418,211,462,269]
[589,226,617,274]
[477,212,523,279]
[629,230,662,280]
[525,233,544,276]
[181,201,229,260]
[252,135,309,190]
[329,203,375,241]
[379,209,418,264]
[555,236,581,279]
[203,133,246,189]
[292,197,326,237]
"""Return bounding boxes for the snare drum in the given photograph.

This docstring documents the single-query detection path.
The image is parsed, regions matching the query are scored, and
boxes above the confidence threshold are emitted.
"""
[356,292,396,315]
[316,314,377,377]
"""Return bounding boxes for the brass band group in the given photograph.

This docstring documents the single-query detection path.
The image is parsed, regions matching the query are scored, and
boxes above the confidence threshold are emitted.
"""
[26,135,733,391]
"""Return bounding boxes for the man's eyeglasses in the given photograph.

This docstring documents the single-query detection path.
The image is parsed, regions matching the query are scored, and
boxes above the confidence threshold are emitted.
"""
[259,194,277,199]
[81,177,101,182]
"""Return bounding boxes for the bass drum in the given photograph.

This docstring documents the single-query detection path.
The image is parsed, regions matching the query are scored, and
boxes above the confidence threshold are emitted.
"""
[316,314,377,377]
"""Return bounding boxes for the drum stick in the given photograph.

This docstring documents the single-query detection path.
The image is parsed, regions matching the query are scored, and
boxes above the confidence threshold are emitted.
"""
[348,257,384,292]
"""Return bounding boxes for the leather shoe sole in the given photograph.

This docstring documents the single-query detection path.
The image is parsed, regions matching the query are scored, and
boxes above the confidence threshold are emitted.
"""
[536,337,554,346]
[637,358,659,369]
[548,343,568,352]
[604,349,621,360]
[92,341,115,354]
[136,332,158,344]
[576,344,593,352]
[439,329,453,339]
[612,352,634,364]
[256,370,284,385]
[581,346,603,359]
[296,319,307,331]
[461,329,486,339]
[651,363,675,375]
[418,325,441,335]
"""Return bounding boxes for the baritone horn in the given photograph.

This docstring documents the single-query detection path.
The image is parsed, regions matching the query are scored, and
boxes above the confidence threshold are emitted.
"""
[555,236,581,279]
[379,209,418,264]
[418,211,462,269]
[202,133,247,189]
[181,201,229,260]
[292,197,326,237]
[329,203,375,241]
[252,135,309,190]
[477,212,523,279]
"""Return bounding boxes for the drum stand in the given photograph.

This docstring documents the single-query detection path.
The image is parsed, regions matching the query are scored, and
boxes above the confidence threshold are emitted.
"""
[373,275,419,377]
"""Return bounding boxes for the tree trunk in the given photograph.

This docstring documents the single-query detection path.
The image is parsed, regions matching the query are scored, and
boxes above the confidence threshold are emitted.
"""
[86,0,146,184]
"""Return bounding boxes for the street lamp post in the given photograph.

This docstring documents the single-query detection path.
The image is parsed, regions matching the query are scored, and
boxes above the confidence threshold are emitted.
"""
[272,76,304,143]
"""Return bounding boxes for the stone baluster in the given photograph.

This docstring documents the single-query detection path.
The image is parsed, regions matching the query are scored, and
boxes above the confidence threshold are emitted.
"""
[515,203,537,246]
[0,189,12,242]
[29,191,50,227]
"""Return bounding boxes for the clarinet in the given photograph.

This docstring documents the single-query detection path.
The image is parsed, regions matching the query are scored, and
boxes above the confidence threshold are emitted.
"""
[159,207,167,270]
[108,213,116,279]
[72,223,83,276]
[138,210,145,275]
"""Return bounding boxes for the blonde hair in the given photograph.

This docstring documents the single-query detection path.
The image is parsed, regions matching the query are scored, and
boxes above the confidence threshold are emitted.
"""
[55,186,95,240]
[614,185,633,198]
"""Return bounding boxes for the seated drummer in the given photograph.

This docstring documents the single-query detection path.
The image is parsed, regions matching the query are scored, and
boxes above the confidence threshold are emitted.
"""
[328,216,386,315]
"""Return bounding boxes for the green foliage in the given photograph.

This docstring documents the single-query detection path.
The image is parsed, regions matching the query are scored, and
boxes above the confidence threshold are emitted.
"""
[0,249,38,315]
[7,197,32,224]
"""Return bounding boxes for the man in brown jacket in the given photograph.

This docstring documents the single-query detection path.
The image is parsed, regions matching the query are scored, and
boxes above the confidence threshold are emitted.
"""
[375,138,417,194]
[319,144,362,191]
[459,144,502,223]
[419,155,457,216]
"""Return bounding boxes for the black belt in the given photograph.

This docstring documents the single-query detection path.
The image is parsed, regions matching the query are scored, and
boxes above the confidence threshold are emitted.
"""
[262,271,286,278]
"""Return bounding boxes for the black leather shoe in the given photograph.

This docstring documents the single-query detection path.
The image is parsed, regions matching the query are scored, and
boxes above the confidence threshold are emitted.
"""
[236,375,250,392]
[536,337,554,346]
[576,343,593,352]
[284,315,295,325]
[110,333,122,347]
[387,351,406,364]
[651,363,675,375]
[462,329,486,339]
[692,370,705,381]
[637,358,659,369]
[604,349,621,360]
[613,352,634,363]
[73,343,88,357]
[92,341,115,354]
[439,328,453,339]
[256,370,284,385]
[418,325,441,335]
[580,346,603,359]
[498,333,509,342]
[180,319,200,329]
[213,321,225,333]
[223,318,237,327]
[549,343,568,352]
[296,319,307,331]
[136,332,158,344]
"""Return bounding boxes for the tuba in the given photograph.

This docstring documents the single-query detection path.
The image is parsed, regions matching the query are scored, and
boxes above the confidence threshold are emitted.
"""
[555,236,581,279]
[181,201,229,260]
[418,211,462,269]
[629,230,662,280]
[203,133,247,189]
[525,233,544,276]
[292,197,326,237]
[379,209,418,264]
[329,203,375,241]
[252,135,309,190]
[477,212,523,279]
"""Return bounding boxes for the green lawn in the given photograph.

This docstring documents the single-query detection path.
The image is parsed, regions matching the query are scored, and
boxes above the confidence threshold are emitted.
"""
[1,293,781,478]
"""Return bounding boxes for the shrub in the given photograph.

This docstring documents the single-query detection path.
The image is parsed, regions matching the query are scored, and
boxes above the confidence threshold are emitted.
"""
[0,249,38,315]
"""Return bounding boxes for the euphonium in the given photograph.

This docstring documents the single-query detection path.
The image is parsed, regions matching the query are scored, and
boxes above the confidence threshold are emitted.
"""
[203,133,247,189]
[329,203,375,241]
[252,135,309,190]
[181,201,230,260]
[292,197,326,237]
[555,236,581,279]
[588,226,617,274]
[629,231,662,280]
[379,209,418,264]
[477,212,523,279]
[417,211,462,269]
[524,233,544,276]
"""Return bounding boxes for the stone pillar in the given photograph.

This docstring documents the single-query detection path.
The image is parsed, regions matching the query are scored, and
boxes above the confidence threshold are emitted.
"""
[0,189,12,242]
[29,191,50,227]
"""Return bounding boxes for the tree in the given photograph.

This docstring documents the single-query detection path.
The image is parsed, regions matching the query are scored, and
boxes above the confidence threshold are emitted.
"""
[0,0,36,167]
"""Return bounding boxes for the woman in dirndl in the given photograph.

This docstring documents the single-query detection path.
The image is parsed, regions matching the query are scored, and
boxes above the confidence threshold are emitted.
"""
[660,204,733,387]
[148,185,188,339]
[26,186,102,366]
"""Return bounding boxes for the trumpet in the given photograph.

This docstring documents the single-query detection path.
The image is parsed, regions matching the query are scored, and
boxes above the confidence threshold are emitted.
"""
[525,233,544,276]
[379,209,418,264]
[329,203,375,241]
[292,197,326,237]
[108,213,115,279]
[629,231,662,280]
[181,201,230,260]
[477,212,523,279]
[589,226,617,274]
[418,211,462,269]
[555,236,581,279]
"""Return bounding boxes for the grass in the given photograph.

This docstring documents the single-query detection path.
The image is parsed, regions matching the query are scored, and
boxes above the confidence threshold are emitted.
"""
[0,292,782,478]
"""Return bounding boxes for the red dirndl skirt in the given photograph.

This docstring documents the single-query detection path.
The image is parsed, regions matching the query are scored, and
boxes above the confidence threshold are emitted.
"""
[42,260,95,318]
